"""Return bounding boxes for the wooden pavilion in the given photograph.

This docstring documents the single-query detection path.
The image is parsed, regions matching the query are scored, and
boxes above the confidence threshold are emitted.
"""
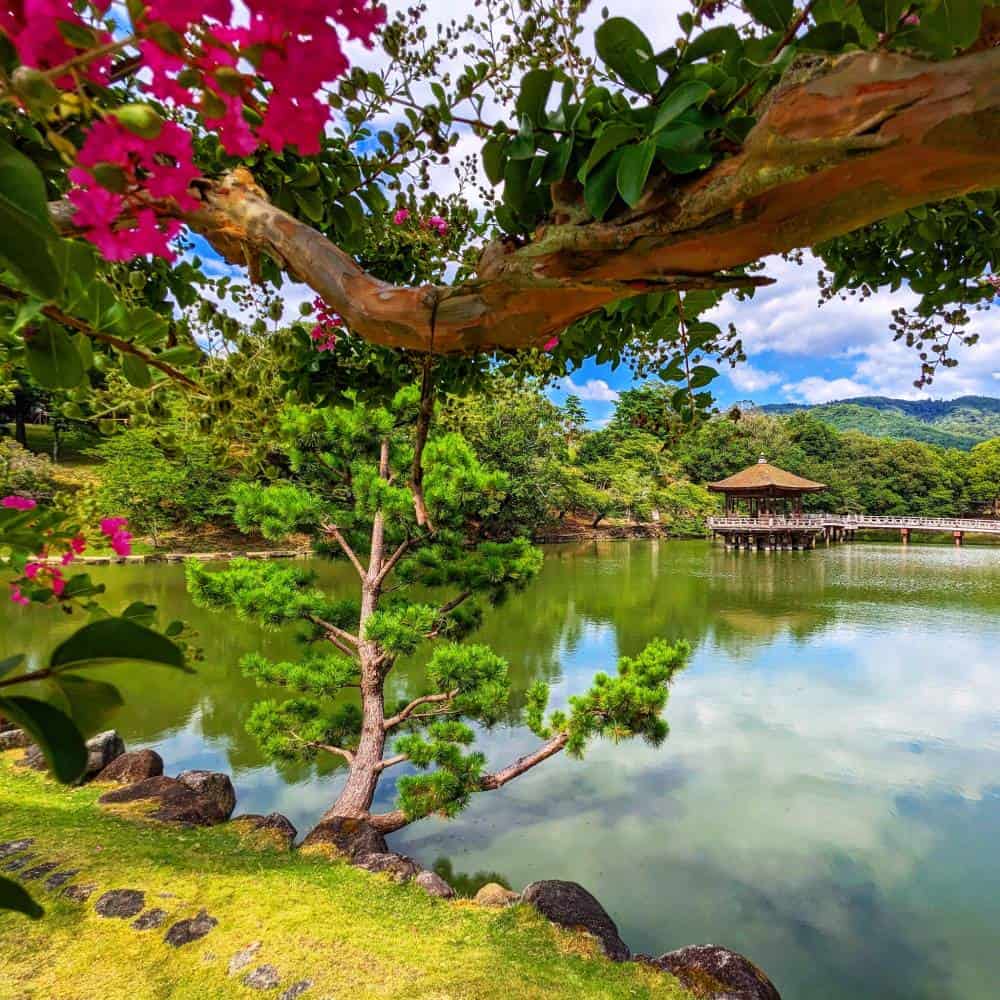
[707,457,830,550]
[708,456,826,516]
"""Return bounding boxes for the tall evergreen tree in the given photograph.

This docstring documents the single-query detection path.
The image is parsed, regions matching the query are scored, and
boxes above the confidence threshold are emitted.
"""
[188,385,689,834]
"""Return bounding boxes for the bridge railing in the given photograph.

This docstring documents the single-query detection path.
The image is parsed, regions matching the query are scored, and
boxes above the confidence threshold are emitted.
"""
[706,513,1000,533]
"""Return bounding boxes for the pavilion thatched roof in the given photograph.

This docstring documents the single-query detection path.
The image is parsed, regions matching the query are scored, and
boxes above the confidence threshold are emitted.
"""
[708,456,826,494]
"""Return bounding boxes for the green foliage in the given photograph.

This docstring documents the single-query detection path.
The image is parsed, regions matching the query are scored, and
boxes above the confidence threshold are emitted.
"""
[245,697,363,762]
[88,425,232,543]
[242,650,359,698]
[0,437,56,500]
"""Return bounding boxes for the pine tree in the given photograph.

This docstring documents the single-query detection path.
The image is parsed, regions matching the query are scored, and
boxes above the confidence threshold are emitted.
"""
[187,384,689,835]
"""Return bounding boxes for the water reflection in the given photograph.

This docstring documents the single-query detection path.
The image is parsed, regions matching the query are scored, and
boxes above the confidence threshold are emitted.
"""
[3,540,1000,998]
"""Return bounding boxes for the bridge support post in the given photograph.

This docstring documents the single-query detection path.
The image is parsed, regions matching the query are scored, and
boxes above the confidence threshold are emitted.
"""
[954,530,963,547]
[901,527,910,545]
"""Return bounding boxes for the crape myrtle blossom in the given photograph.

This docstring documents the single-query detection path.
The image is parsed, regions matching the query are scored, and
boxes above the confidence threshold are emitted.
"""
[2,495,37,510]
[0,0,384,261]
[100,517,133,557]
[310,296,343,351]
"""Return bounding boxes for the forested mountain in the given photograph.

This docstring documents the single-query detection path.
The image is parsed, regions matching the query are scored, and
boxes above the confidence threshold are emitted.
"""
[759,397,1000,450]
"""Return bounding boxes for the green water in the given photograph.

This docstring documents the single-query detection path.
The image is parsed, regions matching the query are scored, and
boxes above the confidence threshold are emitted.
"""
[4,540,1000,999]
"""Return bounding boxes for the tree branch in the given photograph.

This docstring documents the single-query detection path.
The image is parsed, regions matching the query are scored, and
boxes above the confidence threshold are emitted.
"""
[412,357,435,530]
[383,688,460,730]
[367,809,410,833]
[479,733,570,790]
[374,753,409,772]
[373,537,412,589]
[322,522,366,579]
[305,613,360,657]
[49,47,1000,355]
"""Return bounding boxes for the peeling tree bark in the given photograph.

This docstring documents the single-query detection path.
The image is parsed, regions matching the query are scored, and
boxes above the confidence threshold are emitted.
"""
[143,47,1000,355]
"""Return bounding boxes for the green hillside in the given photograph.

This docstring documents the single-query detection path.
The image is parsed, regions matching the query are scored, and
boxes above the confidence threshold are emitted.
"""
[759,396,1000,449]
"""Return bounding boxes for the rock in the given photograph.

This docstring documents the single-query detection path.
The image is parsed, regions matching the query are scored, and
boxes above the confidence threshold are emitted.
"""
[473,882,520,907]
[95,889,146,918]
[231,813,297,850]
[44,869,79,891]
[0,838,33,859]
[243,965,281,990]
[299,817,387,859]
[3,854,35,872]
[353,851,421,882]
[133,908,168,931]
[646,945,781,1000]
[176,770,236,819]
[521,880,630,962]
[63,883,97,902]
[415,870,456,899]
[0,727,30,751]
[96,749,163,784]
[228,941,262,975]
[99,773,234,826]
[165,908,218,947]
[21,861,59,881]
[279,981,312,1000]
[20,729,125,781]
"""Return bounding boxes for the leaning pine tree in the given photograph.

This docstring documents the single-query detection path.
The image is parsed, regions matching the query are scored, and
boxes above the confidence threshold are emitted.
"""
[187,386,689,835]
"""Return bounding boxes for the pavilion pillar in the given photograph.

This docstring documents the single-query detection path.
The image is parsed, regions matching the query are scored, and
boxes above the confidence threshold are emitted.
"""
[954,530,963,547]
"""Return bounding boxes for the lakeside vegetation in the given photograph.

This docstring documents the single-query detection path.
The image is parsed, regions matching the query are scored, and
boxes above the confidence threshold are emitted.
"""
[7,380,1000,550]
[0,758,693,999]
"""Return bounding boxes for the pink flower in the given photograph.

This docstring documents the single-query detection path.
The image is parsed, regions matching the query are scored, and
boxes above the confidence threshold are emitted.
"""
[423,215,449,236]
[24,562,42,580]
[543,337,560,351]
[1,495,36,511]
[49,567,66,596]
[70,533,87,554]
[61,550,75,566]
[393,209,410,225]
[100,517,128,535]
[109,531,132,557]
[9,586,30,607]
[902,13,920,26]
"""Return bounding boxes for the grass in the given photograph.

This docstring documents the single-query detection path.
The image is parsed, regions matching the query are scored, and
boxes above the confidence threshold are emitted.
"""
[0,757,693,1000]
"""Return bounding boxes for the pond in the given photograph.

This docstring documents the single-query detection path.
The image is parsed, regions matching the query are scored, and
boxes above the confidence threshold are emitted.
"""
[5,539,1000,999]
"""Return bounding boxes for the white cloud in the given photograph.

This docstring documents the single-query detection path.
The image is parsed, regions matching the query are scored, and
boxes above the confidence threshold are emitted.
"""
[559,376,620,402]
[781,376,872,404]
[728,363,782,393]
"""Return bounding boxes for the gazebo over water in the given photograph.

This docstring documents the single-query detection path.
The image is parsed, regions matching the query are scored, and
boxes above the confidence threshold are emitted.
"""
[708,456,826,517]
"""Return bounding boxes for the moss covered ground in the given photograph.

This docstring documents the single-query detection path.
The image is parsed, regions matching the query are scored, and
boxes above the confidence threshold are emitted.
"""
[0,757,692,1000]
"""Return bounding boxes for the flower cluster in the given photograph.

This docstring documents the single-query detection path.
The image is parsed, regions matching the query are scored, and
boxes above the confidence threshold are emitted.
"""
[2,495,36,511]
[310,296,343,352]
[392,209,449,236]
[100,517,133,557]
[3,0,384,262]
[68,119,198,261]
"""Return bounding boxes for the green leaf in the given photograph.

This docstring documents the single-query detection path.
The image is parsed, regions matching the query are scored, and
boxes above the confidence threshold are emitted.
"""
[594,17,660,94]
[658,147,713,174]
[56,19,99,49]
[688,364,719,389]
[0,654,25,679]
[52,674,123,737]
[858,0,908,32]
[579,124,639,181]
[683,25,741,62]
[616,140,657,208]
[918,0,985,51]
[0,695,87,783]
[656,123,709,152]
[50,617,189,672]
[653,81,713,133]
[0,137,52,227]
[121,353,152,388]
[293,188,325,223]
[0,876,43,919]
[0,193,60,300]
[744,0,794,31]
[25,325,85,388]
[584,147,625,220]
[481,138,506,186]
[798,21,861,50]
[507,115,536,160]
[121,601,157,626]
[516,69,554,126]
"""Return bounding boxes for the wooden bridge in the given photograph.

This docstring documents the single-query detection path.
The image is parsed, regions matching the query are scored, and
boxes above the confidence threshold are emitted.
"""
[706,514,1000,551]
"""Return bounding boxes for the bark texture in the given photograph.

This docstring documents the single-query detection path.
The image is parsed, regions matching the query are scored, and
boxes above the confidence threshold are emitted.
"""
[159,47,1000,354]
